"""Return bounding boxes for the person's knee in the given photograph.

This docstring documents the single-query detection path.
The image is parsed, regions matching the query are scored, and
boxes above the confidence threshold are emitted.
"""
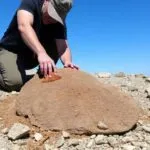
[3,76,24,92]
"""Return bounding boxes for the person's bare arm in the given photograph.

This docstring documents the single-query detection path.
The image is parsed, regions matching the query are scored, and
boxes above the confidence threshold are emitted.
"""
[17,10,56,76]
[56,39,79,69]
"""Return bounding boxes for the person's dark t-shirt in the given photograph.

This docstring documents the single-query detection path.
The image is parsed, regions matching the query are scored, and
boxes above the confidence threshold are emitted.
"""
[0,0,67,68]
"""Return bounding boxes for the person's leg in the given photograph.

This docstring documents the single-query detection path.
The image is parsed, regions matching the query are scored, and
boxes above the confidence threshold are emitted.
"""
[0,48,26,92]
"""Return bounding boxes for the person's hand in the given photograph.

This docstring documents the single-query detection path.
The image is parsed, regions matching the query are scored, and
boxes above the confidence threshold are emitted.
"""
[37,52,56,77]
[64,62,79,70]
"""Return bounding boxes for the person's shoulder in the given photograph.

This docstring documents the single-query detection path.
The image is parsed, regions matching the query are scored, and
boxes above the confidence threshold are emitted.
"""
[19,0,41,7]
[18,0,42,14]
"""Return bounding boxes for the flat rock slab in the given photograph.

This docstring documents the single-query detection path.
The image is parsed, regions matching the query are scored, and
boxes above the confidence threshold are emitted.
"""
[16,69,140,134]
[8,123,30,140]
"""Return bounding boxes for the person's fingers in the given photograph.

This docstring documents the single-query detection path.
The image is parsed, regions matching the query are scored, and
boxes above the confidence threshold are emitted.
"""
[40,63,44,75]
[65,63,79,70]
[43,62,48,77]
[51,61,56,72]
[47,61,52,76]
[73,65,79,70]
[69,64,74,68]
[64,64,73,69]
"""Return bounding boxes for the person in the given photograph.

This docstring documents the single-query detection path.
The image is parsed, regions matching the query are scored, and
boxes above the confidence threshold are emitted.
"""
[0,0,78,92]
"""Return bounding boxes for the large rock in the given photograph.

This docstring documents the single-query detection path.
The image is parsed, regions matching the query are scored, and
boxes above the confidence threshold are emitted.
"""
[16,69,140,134]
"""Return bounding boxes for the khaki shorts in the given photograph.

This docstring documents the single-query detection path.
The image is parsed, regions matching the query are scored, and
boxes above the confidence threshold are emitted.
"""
[0,48,33,92]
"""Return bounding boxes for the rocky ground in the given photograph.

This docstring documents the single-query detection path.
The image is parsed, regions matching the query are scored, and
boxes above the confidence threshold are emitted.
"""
[0,72,150,150]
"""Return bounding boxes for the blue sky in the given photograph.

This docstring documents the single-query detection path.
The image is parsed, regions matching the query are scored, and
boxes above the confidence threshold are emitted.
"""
[0,0,150,75]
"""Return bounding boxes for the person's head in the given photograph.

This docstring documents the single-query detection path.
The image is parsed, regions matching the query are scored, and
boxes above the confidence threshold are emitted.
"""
[42,0,73,25]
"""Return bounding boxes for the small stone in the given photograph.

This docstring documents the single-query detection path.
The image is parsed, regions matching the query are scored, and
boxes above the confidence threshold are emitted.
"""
[12,145,20,150]
[44,144,55,150]
[90,135,96,139]
[143,148,150,150]
[95,135,108,145]
[137,120,143,125]
[97,121,108,130]
[68,139,80,146]
[34,132,43,141]
[13,139,27,145]
[0,134,14,149]
[114,72,126,77]
[135,74,145,78]
[142,125,150,133]
[97,72,111,78]
[121,84,127,87]
[0,90,3,96]
[145,136,150,144]
[0,124,4,130]
[55,136,65,148]
[62,131,70,139]
[1,128,9,134]
[147,111,150,117]
[11,91,19,95]
[107,136,118,147]
[131,142,149,148]
[145,77,150,83]
[121,144,136,150]
[86,139,95,148]
[8,123,30,140]
[135,133,144,141]
[76,144,86,150]
[121,136,135,143]
[128,86,138,92]
[145,87,150,97]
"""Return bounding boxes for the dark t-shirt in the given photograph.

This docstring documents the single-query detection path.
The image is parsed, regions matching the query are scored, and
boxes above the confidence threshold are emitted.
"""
[0,0,67,68]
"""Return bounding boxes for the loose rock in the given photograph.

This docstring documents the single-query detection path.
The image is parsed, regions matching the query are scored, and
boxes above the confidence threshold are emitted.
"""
[121,136,136,143]
[55,136,65,148]
[62,131,70,139]
[142,125,150,133]
[114,72,126,77]
[33,132,43,141]
[13,139,28,145]
[97,121,108,130]
[95,135,108,145]
[145,135,150,143]
[135,74,145,78]
[145,87,150,97]
[12,145,21,150]
[131,141,149,148]
[8,123,30,140]
[68,139,80,146]
[90,135,96,139]
[97,72,111,78]
[127,86,138,92]
[86,139,95,148]
[121,144,136,150]
[1,128,9,134]
[107,136,118,147]
[0,134,13,149]
[11,91,19,95]
[44,144,55,150]
[145,77,150,83]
